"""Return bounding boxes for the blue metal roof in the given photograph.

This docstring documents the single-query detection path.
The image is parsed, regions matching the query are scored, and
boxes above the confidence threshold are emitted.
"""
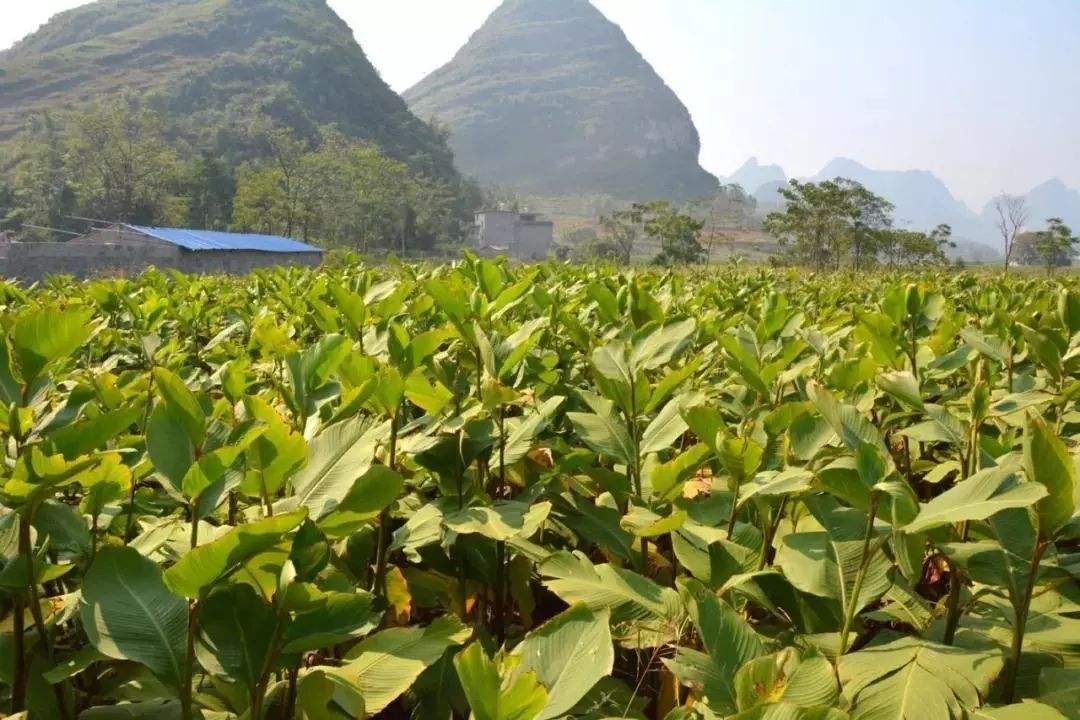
[124,225,322,254]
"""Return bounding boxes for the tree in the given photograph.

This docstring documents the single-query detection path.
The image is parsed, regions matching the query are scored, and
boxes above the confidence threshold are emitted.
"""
[992,193,1028,273]
[763,179,893,269]
[878,224,954,268]
[183,152,235,230]
[646,202,706,266]
[5,113,79,240]
[596,204,648,264]
[1031,218,1077,273]
[64,97,183,225]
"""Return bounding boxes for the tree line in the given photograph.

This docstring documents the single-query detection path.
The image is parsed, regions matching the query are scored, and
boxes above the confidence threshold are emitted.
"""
[0,97,483,252]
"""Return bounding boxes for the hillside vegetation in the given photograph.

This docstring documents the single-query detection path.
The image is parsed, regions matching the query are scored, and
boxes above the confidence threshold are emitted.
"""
[0,0,456,179]
[0,258,1078,718]
[406,0,718,201]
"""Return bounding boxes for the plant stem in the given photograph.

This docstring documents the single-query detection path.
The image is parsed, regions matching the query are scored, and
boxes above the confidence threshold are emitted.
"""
[181,505,200,720]
[757,498,787,571]
[1002,541,1049,703]
[839,492,879,655]
[941,521,970,646]
[373,406,399,599]
[494,405,507,644]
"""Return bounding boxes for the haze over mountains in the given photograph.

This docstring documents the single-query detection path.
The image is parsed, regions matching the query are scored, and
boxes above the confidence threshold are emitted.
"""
[726,156,1080,259]
[405,0,718,201]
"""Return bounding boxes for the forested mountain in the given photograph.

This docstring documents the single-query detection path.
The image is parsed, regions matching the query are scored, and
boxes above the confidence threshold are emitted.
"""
[405,0,718,201]
[0,0,455,178]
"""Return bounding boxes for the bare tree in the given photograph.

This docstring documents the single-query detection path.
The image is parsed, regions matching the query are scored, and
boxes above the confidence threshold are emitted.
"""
[993,193,1028,273]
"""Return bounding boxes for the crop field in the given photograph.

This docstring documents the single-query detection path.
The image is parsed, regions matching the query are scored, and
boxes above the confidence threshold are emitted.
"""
[1,257,1079,720]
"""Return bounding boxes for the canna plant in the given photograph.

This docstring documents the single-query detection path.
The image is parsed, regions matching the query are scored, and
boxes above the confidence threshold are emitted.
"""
[0,262,1077,720]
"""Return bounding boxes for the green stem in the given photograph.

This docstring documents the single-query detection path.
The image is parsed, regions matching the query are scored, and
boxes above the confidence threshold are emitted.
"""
[494,406,507,644]
[181,505,201,720]
[1002,541,1049,703]
[373,406,400,599]
[839,493,880,655]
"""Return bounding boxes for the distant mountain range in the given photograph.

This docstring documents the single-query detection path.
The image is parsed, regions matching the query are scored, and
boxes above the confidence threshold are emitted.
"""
[725,156,1080,261]
[405,0,718,201]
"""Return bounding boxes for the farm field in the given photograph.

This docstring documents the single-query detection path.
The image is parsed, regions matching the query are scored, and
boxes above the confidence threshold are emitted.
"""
[1,257,1079,720]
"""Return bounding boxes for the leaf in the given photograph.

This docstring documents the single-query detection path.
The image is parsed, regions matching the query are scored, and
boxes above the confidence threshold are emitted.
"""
[47,405,141,460]
[327,615,471,716]
[904,466,1047,534]
[838,636,1003,720]
[631,318,696,371]
[776,508,892,615]
[508,604,614,720]
[10,305,94,383]
[876,372,923,411]
[163,510,307,598]
[455,643,548,720]
[1039,667,1080,719]
[197,583,275,691]
[318,465,404,538]
[972,703,1067,720]
[152,367,206,446]
[146,404,195,490]
[734,648,839,711]
[567,410,634,466]
[677,578,774,711]
[443,501,552,542]
[502,397,565,466]
[539,551,682,635]
[275,417,388,520]
[80,547,187,688]
[1024,415,1078,538]
[640,398,690,454]
[282,590,376,653]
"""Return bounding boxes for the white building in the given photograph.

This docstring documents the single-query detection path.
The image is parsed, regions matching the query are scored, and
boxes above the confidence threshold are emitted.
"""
[474,211,553,260]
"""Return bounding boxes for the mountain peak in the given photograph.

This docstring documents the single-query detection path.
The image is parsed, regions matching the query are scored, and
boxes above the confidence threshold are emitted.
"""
[405,0,717,200]
[725,157,786,193]
[0,0,456,178]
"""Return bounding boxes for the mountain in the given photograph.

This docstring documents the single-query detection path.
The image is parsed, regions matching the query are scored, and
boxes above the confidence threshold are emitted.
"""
[0,0,456,178]
[812,157,998,259]
[404,0,717,201]
[724,157,786,194]
[981,178,1080,232]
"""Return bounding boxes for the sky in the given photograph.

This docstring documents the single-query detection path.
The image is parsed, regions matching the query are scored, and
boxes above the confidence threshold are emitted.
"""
[3,0,1078,210]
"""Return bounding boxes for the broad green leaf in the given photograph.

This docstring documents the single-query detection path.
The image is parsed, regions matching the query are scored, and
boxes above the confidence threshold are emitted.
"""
[904,466,1047,534]
[838,636,1003,720]
[455,643,548,720]
[164,510,307,598]
[567,410,634,466]
[275,417,388,520]
[508,604,613,720]
[197,583,275,691]
[328,615,471,715]
[1024,415,1077,537]
[443,501,552,541]
[152,367,206,446]
[640,397,690,454]
[734,648,839,711]
[11,305,94,383]
[80,547,187,688]
[539,551,682,642]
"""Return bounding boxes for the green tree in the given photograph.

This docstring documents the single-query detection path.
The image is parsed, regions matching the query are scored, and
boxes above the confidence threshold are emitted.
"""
[183,152,235,231]
[1032,218,1077,273]
[646,201,706,266]
[64,98,183,224]
[763,178,893,269]
[5,113,78,240]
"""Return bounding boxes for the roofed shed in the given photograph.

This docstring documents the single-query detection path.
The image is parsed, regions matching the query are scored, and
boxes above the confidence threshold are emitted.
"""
[1,224,323,281]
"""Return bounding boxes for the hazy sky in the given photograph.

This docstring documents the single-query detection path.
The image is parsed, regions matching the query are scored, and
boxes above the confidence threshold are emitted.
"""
[3,0,1078,209]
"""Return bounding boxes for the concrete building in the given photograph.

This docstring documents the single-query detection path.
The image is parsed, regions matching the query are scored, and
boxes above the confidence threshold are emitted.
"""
[0,224,323,282]
[474,211,553,260]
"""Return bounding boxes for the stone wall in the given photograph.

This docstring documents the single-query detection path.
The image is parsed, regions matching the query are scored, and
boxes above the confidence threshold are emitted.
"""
[0,233,322,282]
